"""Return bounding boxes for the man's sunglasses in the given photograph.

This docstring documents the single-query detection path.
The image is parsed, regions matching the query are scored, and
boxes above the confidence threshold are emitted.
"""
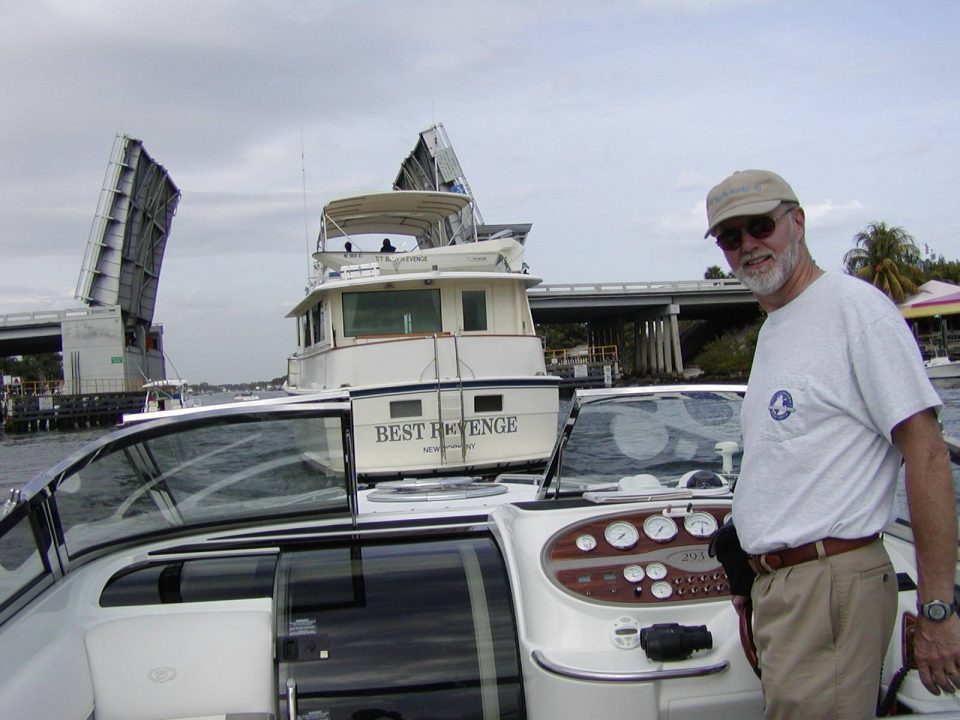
[714,206,794,252]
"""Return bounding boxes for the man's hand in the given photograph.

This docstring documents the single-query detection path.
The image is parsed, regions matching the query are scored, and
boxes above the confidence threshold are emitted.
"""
[914,614,960,695]
[894,408,960,696]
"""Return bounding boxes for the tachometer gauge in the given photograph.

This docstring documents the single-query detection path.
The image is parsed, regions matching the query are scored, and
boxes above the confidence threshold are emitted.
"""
[650,580,673,599]
[642,514,678,543]
[575,534,597,552]
[684,511,719,539]
[604,521,640,550]
[645,562,668,580]
[623,564,645,583]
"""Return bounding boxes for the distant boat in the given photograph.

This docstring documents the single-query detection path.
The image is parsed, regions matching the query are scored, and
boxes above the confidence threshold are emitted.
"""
[233,391,260,402]
[924,355,960,379]
[142,379,196,413]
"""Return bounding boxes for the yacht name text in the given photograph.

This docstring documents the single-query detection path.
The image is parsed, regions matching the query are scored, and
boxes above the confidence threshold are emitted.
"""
[375,416,519,443]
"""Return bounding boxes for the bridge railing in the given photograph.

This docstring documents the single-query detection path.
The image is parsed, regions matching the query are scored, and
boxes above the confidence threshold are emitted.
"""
[0,305,122,327]
[528,279,746,295]
[3,379,145,396]
[544,345,619,365]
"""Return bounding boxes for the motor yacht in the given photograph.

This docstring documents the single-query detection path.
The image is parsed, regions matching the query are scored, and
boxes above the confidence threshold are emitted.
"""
[284,190,559,480]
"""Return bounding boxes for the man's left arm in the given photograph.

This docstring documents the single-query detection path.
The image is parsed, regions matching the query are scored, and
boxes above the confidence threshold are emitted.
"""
[894,407,960,696]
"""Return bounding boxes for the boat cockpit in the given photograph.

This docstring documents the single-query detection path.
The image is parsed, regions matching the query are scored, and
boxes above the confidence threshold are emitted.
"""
[0,385,957,719]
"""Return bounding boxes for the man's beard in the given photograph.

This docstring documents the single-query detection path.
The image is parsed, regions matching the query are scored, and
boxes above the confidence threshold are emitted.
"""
[734,233,801,297]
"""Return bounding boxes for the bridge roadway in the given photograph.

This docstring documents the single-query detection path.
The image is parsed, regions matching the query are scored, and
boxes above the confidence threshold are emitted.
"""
[527,278,760,376]
[0,306,117,356]
[528,277,756,321]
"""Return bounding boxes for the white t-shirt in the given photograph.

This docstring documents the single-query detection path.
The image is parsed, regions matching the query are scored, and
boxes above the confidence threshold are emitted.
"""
[733,272,941,555]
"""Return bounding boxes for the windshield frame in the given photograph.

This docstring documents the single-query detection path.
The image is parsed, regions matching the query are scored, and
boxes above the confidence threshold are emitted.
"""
[537,384,748,499]
[3,399,355,583]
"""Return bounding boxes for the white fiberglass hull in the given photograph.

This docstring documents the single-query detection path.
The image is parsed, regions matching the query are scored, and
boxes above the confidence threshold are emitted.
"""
[925,357,960,378]
[287,334,559,477]
[348,379,559,477]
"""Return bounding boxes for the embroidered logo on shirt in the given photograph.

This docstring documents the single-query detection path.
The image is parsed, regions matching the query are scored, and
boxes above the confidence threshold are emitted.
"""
[768,390,794,421]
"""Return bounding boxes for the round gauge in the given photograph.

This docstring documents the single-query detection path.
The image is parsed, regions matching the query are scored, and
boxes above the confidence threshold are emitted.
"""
[645,562,668,580]
[650,580,674,599]
[623,564,645,583]
[642,514,678,543]
[604,521,640,550]
[575,534,597,552]
[723,511,733,525]
[684,511,719,539]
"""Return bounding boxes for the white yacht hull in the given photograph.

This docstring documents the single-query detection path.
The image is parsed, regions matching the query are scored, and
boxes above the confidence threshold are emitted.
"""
[925,357,960,378]
[288,333,558,477]
[349,379,559,476]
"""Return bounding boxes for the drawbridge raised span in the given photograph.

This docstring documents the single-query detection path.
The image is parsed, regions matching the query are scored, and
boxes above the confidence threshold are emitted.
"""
[1,134,180,396]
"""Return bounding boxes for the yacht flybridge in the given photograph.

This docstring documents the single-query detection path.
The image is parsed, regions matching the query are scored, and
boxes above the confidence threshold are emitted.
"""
[1,386,956,719]
[285,189,559,479]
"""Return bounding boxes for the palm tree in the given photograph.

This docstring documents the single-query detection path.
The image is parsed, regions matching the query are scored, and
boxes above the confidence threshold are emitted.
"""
[843,222,922,302]
[704,265,730,280]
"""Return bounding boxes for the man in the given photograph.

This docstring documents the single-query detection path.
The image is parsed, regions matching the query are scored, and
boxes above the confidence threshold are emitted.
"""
[704,169,960,718]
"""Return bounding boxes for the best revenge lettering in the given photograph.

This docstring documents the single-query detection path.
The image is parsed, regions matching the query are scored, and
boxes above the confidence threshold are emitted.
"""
[375,416,519,443]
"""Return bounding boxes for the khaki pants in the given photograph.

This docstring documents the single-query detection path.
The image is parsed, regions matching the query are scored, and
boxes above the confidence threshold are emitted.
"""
[751,539,897,720]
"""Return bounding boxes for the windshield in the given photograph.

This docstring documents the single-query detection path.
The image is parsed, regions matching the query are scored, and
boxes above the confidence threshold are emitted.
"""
[553,389,744,490]
[52,414,349,559]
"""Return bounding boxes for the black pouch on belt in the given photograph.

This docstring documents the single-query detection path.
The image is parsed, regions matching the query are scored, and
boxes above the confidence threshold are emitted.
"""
[708,521,755,596]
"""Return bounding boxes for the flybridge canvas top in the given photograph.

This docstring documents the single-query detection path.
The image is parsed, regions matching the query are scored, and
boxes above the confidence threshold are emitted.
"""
[320,191,473,248]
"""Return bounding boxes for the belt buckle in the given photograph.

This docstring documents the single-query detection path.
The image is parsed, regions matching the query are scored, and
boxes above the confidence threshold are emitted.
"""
[762,553,783,572]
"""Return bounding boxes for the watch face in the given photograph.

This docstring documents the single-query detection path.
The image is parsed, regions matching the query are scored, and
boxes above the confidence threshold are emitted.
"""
[923,600,952,621]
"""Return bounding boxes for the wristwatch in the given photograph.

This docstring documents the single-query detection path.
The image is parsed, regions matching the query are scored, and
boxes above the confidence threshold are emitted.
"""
[918,598,959,622]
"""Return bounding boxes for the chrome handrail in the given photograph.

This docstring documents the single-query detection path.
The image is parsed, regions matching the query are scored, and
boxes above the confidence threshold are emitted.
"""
[530,649,729,682]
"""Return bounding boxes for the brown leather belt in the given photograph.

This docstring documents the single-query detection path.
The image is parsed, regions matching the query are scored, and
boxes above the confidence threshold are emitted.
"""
[747,535,879,575]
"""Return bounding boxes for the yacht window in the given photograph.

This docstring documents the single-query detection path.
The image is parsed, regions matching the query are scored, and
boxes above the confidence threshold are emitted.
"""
[342,290,441,337]
[474,395,503,413]
[390,399,423,419]
[311,301,326,345]
[301,314,312,346]
[462,290,487,332]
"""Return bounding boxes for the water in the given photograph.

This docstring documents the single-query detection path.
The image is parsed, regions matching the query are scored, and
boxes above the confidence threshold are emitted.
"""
[0,391,284,489]
[3,386,960,491]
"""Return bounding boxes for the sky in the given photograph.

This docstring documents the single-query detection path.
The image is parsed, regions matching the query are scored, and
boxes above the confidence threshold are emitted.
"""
[2,0,958,384]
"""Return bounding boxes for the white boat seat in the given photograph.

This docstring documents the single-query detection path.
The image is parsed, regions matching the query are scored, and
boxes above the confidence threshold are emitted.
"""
[84,611,274,720]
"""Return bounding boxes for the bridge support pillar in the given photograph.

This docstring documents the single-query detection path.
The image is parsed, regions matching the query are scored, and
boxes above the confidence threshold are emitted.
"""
[667,304,683,376]
[631,306,683,379]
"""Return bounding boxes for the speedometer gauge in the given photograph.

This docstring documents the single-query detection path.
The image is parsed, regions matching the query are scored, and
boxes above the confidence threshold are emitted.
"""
[604,521,639,550]
[642,514,678,543]
[683,511,718,539]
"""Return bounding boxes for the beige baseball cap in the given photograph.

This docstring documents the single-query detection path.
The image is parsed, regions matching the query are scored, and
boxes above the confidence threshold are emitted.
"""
[704,169,798,238]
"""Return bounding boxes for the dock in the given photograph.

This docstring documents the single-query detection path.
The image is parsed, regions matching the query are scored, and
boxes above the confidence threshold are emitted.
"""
[544,345,621,389]
[2,381,144,433]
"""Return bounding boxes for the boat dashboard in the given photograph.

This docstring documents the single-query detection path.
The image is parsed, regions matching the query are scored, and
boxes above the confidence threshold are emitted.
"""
[543,505,731,605]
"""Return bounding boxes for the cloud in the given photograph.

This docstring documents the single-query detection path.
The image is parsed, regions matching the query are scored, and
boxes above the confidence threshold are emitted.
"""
[2,1,960,380]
